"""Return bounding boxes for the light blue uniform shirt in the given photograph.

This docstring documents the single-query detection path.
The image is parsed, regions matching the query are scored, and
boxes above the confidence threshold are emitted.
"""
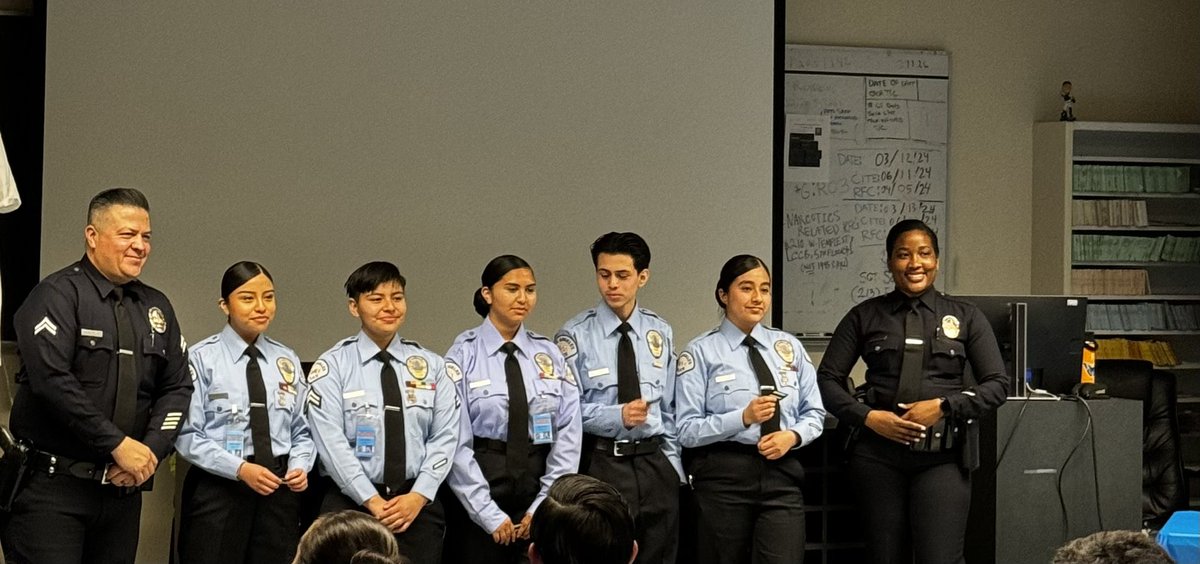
[445,318,582,533]
[305,331,460,505]
[176,323,315,480]
[555,302,684,481]
[676,318,826,449]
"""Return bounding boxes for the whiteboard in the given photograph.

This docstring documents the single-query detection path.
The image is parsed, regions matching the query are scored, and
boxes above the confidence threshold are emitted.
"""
[777,45,949,335]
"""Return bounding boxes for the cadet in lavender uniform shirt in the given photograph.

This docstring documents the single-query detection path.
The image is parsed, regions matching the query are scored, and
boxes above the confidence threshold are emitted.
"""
[443,255,582,564]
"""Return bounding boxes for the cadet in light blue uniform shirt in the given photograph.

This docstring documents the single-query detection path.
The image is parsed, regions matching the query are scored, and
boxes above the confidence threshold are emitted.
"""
[306,262,459,564]
[176,262,314,564]
[555,232,683,564]
[443,255,582,564]
[675,255,825,564]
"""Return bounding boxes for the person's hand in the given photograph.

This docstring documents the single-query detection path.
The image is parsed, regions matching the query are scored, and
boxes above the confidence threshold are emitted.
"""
[864,410,926,445]
[622,399,649,428]
[110,437,158,484]
[237,462,282,495]
[282,468,308,492]
[758,430,798,460]
[381,492,427,533]
[742,395,778,427]
[514,512,533,540]
[104,466,137,487]
[492,518,516,545]
[898,399,944,428]
[364,495,388,520]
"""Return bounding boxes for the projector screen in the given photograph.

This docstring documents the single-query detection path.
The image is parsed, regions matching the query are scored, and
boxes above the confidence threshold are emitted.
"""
[42,2,774,359]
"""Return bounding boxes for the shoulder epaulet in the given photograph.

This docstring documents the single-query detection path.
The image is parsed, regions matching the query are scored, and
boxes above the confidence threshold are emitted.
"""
[334,336,358,349]
[261,334,289,349]
[703,326,720,337]
[938,292,971,306]
[458,329,478,343]
[191,334,221,350]
[527,331,550,342]
[400,338,424,350]
[638,307,664,321]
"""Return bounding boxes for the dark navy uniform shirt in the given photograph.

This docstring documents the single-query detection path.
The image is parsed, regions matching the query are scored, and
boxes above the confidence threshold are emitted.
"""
[11,255,193,463]
[816,288,1007,427]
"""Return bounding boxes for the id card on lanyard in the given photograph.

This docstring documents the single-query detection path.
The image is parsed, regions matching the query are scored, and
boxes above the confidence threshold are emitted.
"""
[224,404,246,458]
[531,394,555,445]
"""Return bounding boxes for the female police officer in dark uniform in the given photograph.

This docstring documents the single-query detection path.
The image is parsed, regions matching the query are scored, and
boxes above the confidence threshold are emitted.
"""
[816,219,1007,564]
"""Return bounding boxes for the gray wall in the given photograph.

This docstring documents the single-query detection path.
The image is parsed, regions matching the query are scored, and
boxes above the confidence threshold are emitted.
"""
[42,2,775,360]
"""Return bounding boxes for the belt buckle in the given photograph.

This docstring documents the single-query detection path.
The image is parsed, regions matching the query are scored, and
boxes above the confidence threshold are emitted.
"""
[99,463,113,485]
[612,439,632,457]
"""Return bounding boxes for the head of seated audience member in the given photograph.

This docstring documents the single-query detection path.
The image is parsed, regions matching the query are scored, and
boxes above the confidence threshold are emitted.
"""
[1052,529,1174,564]
[528,473,637,564]
[292,510,406,564]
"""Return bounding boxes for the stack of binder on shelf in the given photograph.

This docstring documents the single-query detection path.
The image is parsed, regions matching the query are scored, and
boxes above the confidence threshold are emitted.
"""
[1073,234,1200,262]
[1086,303,1200,331]
[1073,164,1193,194]
[1071,269,1151,295]
[1072,199,1149,227]
[1095,338,1180,367]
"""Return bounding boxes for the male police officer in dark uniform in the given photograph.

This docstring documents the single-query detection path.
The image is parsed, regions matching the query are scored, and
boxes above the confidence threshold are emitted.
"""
[1,188,193,564]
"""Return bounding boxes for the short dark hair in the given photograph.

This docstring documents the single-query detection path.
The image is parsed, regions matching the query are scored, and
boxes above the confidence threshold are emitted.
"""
[87,187,150,224]
[1052,530,1173,564]
[715,254,769,309]
[220,261,273,301]
[530,474,635,564]
[885,219,939,258]
[473,254,533,317]
[345,262,406,299]
[292,510,404,564]
[590,232,651,272]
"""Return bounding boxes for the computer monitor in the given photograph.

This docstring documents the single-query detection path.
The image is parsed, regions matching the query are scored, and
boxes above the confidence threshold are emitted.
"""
[953,295,1089,396]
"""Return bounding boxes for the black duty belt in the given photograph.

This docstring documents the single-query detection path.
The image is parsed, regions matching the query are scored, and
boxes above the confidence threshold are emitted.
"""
[689,440,796,459]
[586,434,663,458]
[26,449,111,483]
[473,437,551,455]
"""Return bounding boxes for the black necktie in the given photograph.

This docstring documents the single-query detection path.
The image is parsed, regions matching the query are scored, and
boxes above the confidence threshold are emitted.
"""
[111,287,137,435]
[743,336,781,435]
[895,301,925,406]
[244,344,278,474]
[616,322,641,403]
[500,342,529,481]
[377,351,406,494]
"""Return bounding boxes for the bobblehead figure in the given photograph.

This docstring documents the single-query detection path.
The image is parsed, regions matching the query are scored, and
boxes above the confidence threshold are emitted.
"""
[1060,81,1077,121]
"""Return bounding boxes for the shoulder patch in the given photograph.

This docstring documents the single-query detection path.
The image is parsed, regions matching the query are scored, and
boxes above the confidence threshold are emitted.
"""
[555,334,578,359]
[307,359,330,384]
[181,335,188,353]
[445,360,463,383]
[676,351,695,375]
[189,365,198,382]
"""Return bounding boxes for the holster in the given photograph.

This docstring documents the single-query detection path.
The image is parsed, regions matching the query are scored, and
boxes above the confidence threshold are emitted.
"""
[0,431,30,512]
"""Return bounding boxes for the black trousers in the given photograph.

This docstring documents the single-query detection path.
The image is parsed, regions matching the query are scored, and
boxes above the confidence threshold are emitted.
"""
[0,470,142,564]
[321,478,446,564]
[442,440,549,564]
[686,444,806,564]
[580,438,679,564]
[177,467,300,564]
[848,433,971,564]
